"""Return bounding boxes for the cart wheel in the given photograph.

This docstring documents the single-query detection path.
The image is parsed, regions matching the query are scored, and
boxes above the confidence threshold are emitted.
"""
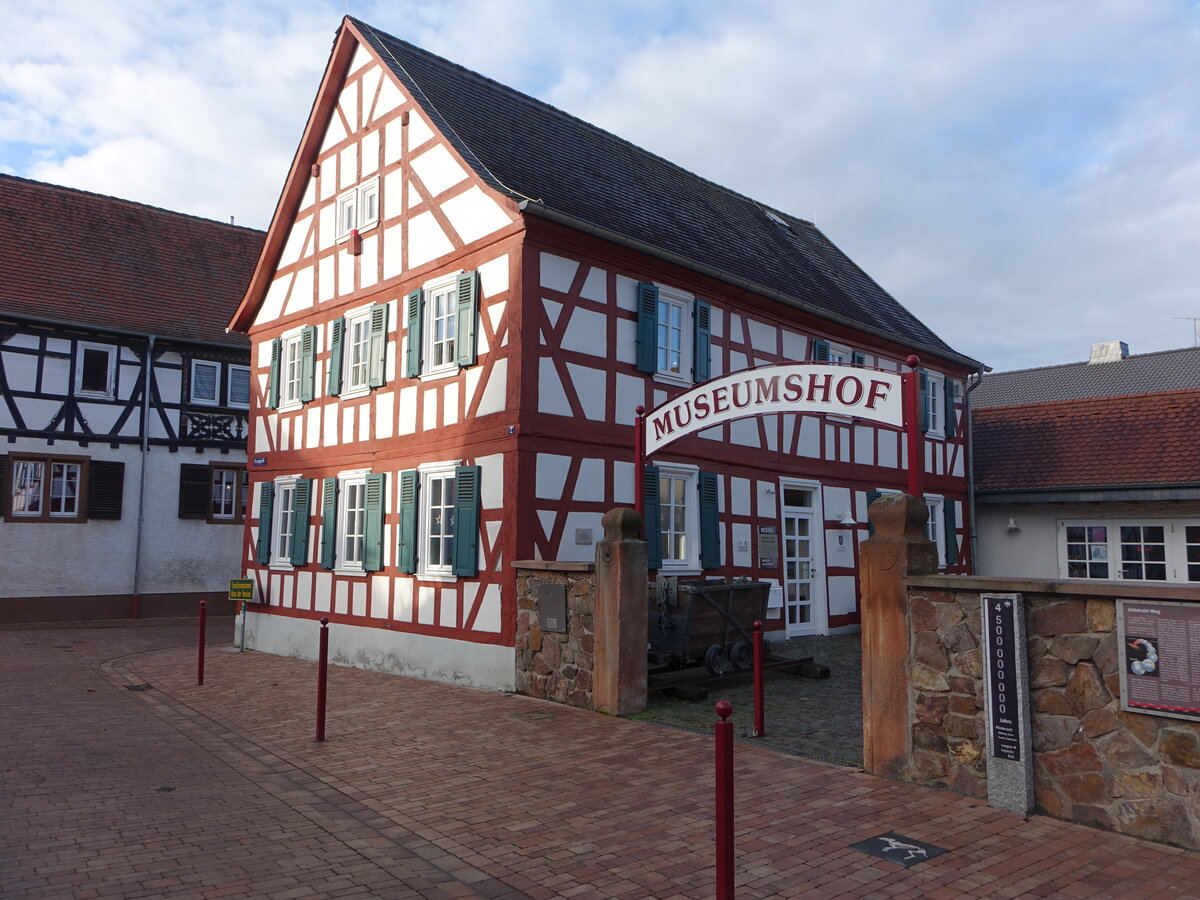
[704,644,730,675]
[730,641,753,671]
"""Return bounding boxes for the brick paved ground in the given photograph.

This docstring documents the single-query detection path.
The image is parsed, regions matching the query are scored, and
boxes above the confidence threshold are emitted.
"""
[3,622,1200,898]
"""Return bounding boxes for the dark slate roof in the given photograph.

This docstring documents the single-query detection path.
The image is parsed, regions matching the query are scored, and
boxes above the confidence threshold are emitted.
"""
[973,391,1200,491]
[351,19,973,368]
[972,345,1200,409]
[0,174,264,348]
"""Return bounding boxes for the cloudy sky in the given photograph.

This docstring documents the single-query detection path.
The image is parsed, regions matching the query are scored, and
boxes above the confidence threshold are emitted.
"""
[3,0,1198,372]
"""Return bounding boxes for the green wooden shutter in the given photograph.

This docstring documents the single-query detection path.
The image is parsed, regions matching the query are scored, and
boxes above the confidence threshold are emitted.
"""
[327,317,344,396]
[300,326,317,402]
[812,339,831,362]
[319,477,339,570]
[397,469,419,573]
[256,482,274,564]
[851,350,866,367]
[267,338,281,409]
[698,470,720,570]
[455,271,479,368]
[290,478,311,566]
[693,299,711,383]
[368,303,389,388]
[944,501,958,566]
[866,490,883,536]
[452,465,481,577]
[635,282,658,373]
[178,464,211,519]
[944,379,956,437]
[643,465,661,570]
[919,372,930,432]
[363,473,386,572]
[87,460,124,520]
[405,289,423,377]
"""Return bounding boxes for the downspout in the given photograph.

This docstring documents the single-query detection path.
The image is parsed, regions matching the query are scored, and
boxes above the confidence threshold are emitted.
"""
[131,335,155,618]
[964,364,986,574]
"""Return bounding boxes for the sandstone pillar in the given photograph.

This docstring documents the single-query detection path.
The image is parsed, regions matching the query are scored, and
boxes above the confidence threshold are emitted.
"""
[860,493,938,778]
[593,508,648,715]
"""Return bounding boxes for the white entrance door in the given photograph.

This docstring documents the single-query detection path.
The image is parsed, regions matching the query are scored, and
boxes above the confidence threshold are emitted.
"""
[781,482,827,637]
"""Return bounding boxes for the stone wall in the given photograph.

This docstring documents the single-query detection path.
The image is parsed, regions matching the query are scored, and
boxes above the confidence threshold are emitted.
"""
[513,562,595,709]
[905,575,1200,849]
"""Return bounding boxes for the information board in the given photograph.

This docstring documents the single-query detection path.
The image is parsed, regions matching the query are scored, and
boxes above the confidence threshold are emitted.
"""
[228,579,255,602]
[1117,599,1200,723]
[984,595,1023,761]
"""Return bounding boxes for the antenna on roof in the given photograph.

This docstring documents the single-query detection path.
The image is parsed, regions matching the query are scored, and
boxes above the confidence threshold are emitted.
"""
[1173,317,1200,347]
[229,216,235,225]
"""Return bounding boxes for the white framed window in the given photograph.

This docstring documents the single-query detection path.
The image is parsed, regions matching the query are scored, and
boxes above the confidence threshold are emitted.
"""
[335,177,381,239]
[272,477,299,566]
[337,473,368,572]
[281,332,304,408]
[75,342,116,398]
[923,371,945,437]
[344,309,372,393]
[7,455,86,522]
[211,467,246,521]
[190,360,220,405]
[1060,520,1181,582]
[424,274,459,378]
[419,462,458,577]
[657,462,700,572]
[655,287,693,383]
[228,365,250,408]
[925,496,946,566]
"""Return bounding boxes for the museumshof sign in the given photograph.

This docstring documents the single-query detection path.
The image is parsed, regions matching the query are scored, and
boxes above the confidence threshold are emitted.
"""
[644,364,904,455]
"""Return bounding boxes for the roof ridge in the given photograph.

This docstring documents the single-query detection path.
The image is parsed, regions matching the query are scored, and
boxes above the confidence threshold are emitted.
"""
[987,343,1200,378]
[976,386,1200,412]
[0,173,265,235]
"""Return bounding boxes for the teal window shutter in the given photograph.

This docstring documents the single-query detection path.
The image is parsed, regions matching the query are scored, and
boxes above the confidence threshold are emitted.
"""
[944,379,956,437]
[812,339,831,362]
[866,490,883,536]
[363,473,385,572]
[635,282,658,373]
[256,482,274,564]
[919,371,930,432]
[698,470,720,570]
[452,465,481,577]
[944,501,958,566]
[267,338,281,409]
[368,303,389,388]
[643,465,661,570]
[300,326,317,402]
[404,290,423,377]
[397,469,419,573]
[693,299,711,382]
[290,479,311,566]
[851,350,866,367]
[455,271,479,368]
[327,318,344,396]
[319,477,339,570]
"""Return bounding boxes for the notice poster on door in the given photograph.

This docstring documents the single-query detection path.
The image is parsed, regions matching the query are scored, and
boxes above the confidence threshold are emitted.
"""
[1117,599,1200,723]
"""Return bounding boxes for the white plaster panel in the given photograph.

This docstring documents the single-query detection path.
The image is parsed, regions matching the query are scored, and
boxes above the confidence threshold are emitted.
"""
[782,330,806,361]
[259,274,289,324]
[728,350,748,373]
[878,431,899,468]
[348,44,373,79]
[394,578,414,621]
[373,391,393,441]
[320,112,347,153]
[699,425,724,442]
[614,275,638,312]
[730,418,759,448]
[295,571,313,610]
[306,408,322,451]
[827,576,858,617]
[443,382,459,426]
[479,254,509,298]
[334,579,349,615]
[839,430,852,463]
[823,486,852,522]
[383,169,404,221]
[537,357,571,416]
[339,143,359,190]
[360,129,380,176]
[441,187,511,245]
[369,575,389,619]
[278,416,290,452]
[580,266,607,303]
[439,588,458,628]
[357,404,371,443]
[377,74,406,118]
[763,415,778,452]
[314,572,332,612]
[615,319,637,365]
[317,203,335,252]
[566,363,605,421]
[423,387,439,431]
[614,461,635,504]
[382,222,404,280]
[384,118,404,165]
[730,477,751,516]
[541,298,562,331]
[562,308,607,357]
[337,248,355,296]
[299,177,316,212]
[408,211,453,269]
[748,319,775,354]
[574,459,604,502]
[408,112,433,148]
[318,254,335,303]
[536,454,572,500]
[536,510,555,543]
[280,215,312,268]
[342,406,355,444]
[757,482,777,519]
[730,317,744,344]
[323,403,339,447]
[854,425,875,466]
[417,586,436,625]
[709,308,723,339]
[255,415,270,454]
[952,451,965,478]
[540,253,578,292]
[285,265,314,316]
[411,143,466,197]
[556,512,604,562]
[352,581,367,618]
[732,523,752,568]
[473,584,502,633]
[477,453,504,509]
[397,385,418,435]
[798,416,820,457]
[615,373,644,425]
[360,234,379,290]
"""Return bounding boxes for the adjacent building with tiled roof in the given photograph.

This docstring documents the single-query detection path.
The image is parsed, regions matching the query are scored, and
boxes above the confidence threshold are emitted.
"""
[972,341,1200,584]
[0,175,264,622]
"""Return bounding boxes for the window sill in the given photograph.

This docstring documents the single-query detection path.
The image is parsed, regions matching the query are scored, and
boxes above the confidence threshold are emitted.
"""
[337,386,372,401]
[268,563,296,572]
[418,367,460,384]
[652,372,692,389]
[334,567,367,577]
[74,390,114,400]
[415,572,458,583]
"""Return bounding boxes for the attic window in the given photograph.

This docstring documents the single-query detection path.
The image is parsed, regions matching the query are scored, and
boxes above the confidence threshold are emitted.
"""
[764,209,788,227]
[335,177,380,240]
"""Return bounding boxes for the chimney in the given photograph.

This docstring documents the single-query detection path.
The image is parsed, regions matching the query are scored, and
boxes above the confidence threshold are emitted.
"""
[1089,340,1129,364]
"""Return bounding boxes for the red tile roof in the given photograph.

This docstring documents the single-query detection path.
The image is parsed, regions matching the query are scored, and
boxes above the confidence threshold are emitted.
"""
[973,390,1200,491]
[0,175,263,347]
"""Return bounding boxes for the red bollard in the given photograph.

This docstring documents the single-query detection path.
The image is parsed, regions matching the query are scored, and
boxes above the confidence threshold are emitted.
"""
[752,620,765,737]
[197,599,207,686]
[315,617,330,742]
[715,700,735,900]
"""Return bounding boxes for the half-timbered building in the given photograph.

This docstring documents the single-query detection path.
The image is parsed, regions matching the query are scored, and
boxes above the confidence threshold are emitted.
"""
[229,17,980,688]
[0,175,263,622]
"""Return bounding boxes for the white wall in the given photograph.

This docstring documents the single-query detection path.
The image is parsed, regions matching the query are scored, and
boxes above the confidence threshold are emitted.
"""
[975,505,1062,579]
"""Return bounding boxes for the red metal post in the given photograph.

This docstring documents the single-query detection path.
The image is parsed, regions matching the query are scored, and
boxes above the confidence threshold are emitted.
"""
[316,617,330,742]
[634,405,646,539]
[196,599,207,686]
[904,354,923,499]
[715,699,735,900]
[752,621,765,737]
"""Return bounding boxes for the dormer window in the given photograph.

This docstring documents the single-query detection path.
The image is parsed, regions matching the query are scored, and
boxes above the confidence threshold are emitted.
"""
[335,177,380,239]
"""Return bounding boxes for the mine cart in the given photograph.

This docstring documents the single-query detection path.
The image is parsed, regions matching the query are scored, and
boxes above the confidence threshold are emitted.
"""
[648,579,771,674]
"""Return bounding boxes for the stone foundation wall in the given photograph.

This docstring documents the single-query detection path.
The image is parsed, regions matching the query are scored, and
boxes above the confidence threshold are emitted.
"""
[905,576,1200,849]
[513,562,595,710]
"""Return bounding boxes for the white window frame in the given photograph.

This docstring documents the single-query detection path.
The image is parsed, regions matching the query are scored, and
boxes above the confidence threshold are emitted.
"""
[190,360,220,406]
[335,469,370,575]
[359,178,380,231]
[924,371,945,438]
[657,462,700,573]
[335,176,381,240]
[342,306,374,397]
[228,365,250,409]
[655,286,693,386]
[270,475,301,568]
[211,467,241,520]
[925,495,946,567]
[422,273,460,379]
[279,330,305,411]
[75,342,116,398]
[1058,519,1184,583]
[418,461,458,579]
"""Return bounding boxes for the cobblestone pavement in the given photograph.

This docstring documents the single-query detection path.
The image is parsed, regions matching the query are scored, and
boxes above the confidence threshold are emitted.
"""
[640,635,864,766]
[5,621,1200,898]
